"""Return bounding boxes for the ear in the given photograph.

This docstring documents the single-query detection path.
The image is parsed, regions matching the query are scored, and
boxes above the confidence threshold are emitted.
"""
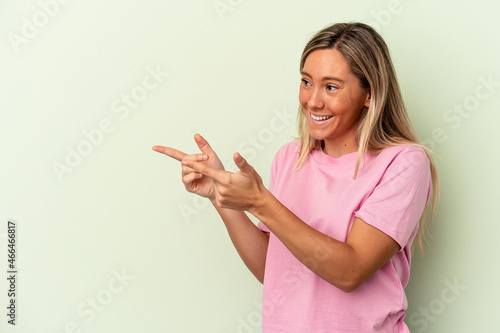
[363,90,371,108]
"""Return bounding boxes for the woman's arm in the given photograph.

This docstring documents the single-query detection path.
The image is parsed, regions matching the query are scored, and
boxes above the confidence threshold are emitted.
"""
[153,134,269,283]
[212,205,269,283]
[182,153,400,292]
[251,191,399,292]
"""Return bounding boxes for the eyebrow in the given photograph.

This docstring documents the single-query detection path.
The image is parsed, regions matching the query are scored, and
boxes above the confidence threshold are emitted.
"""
[301,71,346,83]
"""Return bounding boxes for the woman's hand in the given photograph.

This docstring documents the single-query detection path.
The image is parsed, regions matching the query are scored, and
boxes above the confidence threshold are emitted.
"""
[181,151,269,213]
[152,134,224,200]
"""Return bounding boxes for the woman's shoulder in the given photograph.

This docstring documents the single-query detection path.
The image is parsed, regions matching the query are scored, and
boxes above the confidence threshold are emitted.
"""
[379,144,428,159]
[374,144,430,170]
[275,139,301,157]
[270,140,301,170]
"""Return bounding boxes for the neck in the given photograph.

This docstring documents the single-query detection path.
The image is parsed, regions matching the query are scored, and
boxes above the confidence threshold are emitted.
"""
[322,138,358,158]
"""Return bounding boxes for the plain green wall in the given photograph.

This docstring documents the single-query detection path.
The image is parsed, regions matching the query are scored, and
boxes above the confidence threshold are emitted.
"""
[1,0,499,332]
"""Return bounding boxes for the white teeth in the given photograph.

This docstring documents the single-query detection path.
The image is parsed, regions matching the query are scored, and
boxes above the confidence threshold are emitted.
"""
[310,113,333,121]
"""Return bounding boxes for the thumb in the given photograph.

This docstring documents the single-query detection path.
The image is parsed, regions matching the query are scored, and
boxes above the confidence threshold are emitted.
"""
[233,153,252,174]
[194,133,216,156]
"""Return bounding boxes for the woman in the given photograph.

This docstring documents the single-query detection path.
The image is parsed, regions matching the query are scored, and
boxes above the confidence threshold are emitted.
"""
[154,22,439,332]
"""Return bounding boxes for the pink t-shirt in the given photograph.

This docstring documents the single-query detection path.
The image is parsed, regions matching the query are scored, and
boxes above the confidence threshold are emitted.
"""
[258,140,432,332]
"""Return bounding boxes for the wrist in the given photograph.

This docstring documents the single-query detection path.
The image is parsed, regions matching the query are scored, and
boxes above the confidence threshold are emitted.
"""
[209,196,218,207]
[248,188,283,226]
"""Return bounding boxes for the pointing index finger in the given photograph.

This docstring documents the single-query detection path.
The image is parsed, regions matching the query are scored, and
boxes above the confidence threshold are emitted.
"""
[182,159,227,183]
[152,146,187,162]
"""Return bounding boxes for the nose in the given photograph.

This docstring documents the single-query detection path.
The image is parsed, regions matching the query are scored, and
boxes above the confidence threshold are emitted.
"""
[308,87,324,110]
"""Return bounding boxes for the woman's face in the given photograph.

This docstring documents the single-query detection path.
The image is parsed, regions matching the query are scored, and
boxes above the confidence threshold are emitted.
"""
[299,48,370,156]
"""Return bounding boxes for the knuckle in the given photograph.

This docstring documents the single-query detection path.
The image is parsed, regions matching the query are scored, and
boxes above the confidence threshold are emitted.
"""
[222,174,231,184]
[218,187,227,196]
[181,167,191,176]
[215,193,223,204]
[198,165,208,174]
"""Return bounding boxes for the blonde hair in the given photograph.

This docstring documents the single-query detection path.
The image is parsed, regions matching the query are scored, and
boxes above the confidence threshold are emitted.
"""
[297,22,439,253]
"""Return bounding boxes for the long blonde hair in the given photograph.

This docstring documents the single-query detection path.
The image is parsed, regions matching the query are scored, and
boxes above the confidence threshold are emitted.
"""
[297,22,439,253]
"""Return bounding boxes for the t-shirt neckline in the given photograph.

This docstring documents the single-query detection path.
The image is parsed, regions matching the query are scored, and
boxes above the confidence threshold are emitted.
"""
[310,146,359,166]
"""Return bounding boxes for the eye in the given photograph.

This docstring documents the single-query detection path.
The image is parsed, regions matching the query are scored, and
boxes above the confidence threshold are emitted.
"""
[326,84,338,91]
[301,78,311,86]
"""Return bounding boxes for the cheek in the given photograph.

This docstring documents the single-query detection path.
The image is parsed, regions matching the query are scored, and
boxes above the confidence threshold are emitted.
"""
[298,88,308,108]
[324,98,340,114]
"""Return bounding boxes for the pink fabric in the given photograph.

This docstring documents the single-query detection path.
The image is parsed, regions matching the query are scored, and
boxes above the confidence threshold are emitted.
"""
[258,140,432,332]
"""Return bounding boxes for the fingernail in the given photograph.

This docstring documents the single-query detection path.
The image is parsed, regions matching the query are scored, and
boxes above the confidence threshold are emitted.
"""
[202,154,208,160]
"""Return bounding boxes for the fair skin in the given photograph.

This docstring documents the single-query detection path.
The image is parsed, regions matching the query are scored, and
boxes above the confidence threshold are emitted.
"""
[153,49,400,292]
[300,49,370,157]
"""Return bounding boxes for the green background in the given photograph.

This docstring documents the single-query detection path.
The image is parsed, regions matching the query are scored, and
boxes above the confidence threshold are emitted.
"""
[1,0,499,332]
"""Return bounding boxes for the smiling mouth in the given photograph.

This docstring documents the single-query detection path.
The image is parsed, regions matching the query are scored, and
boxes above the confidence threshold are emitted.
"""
[310,112,333,121]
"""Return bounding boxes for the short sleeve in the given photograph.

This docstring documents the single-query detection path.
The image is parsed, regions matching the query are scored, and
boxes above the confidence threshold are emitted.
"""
[258,158,275,232]
[354,147,432,248]
[258,144,285,233]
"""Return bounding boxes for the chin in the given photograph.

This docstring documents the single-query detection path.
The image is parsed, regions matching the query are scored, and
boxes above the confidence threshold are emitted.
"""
[308,132,329,143]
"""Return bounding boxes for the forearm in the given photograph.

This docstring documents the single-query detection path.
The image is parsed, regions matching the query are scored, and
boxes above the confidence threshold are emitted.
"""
[212,200,269,283]
[173,145,398,291]
[250,190,359,291]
